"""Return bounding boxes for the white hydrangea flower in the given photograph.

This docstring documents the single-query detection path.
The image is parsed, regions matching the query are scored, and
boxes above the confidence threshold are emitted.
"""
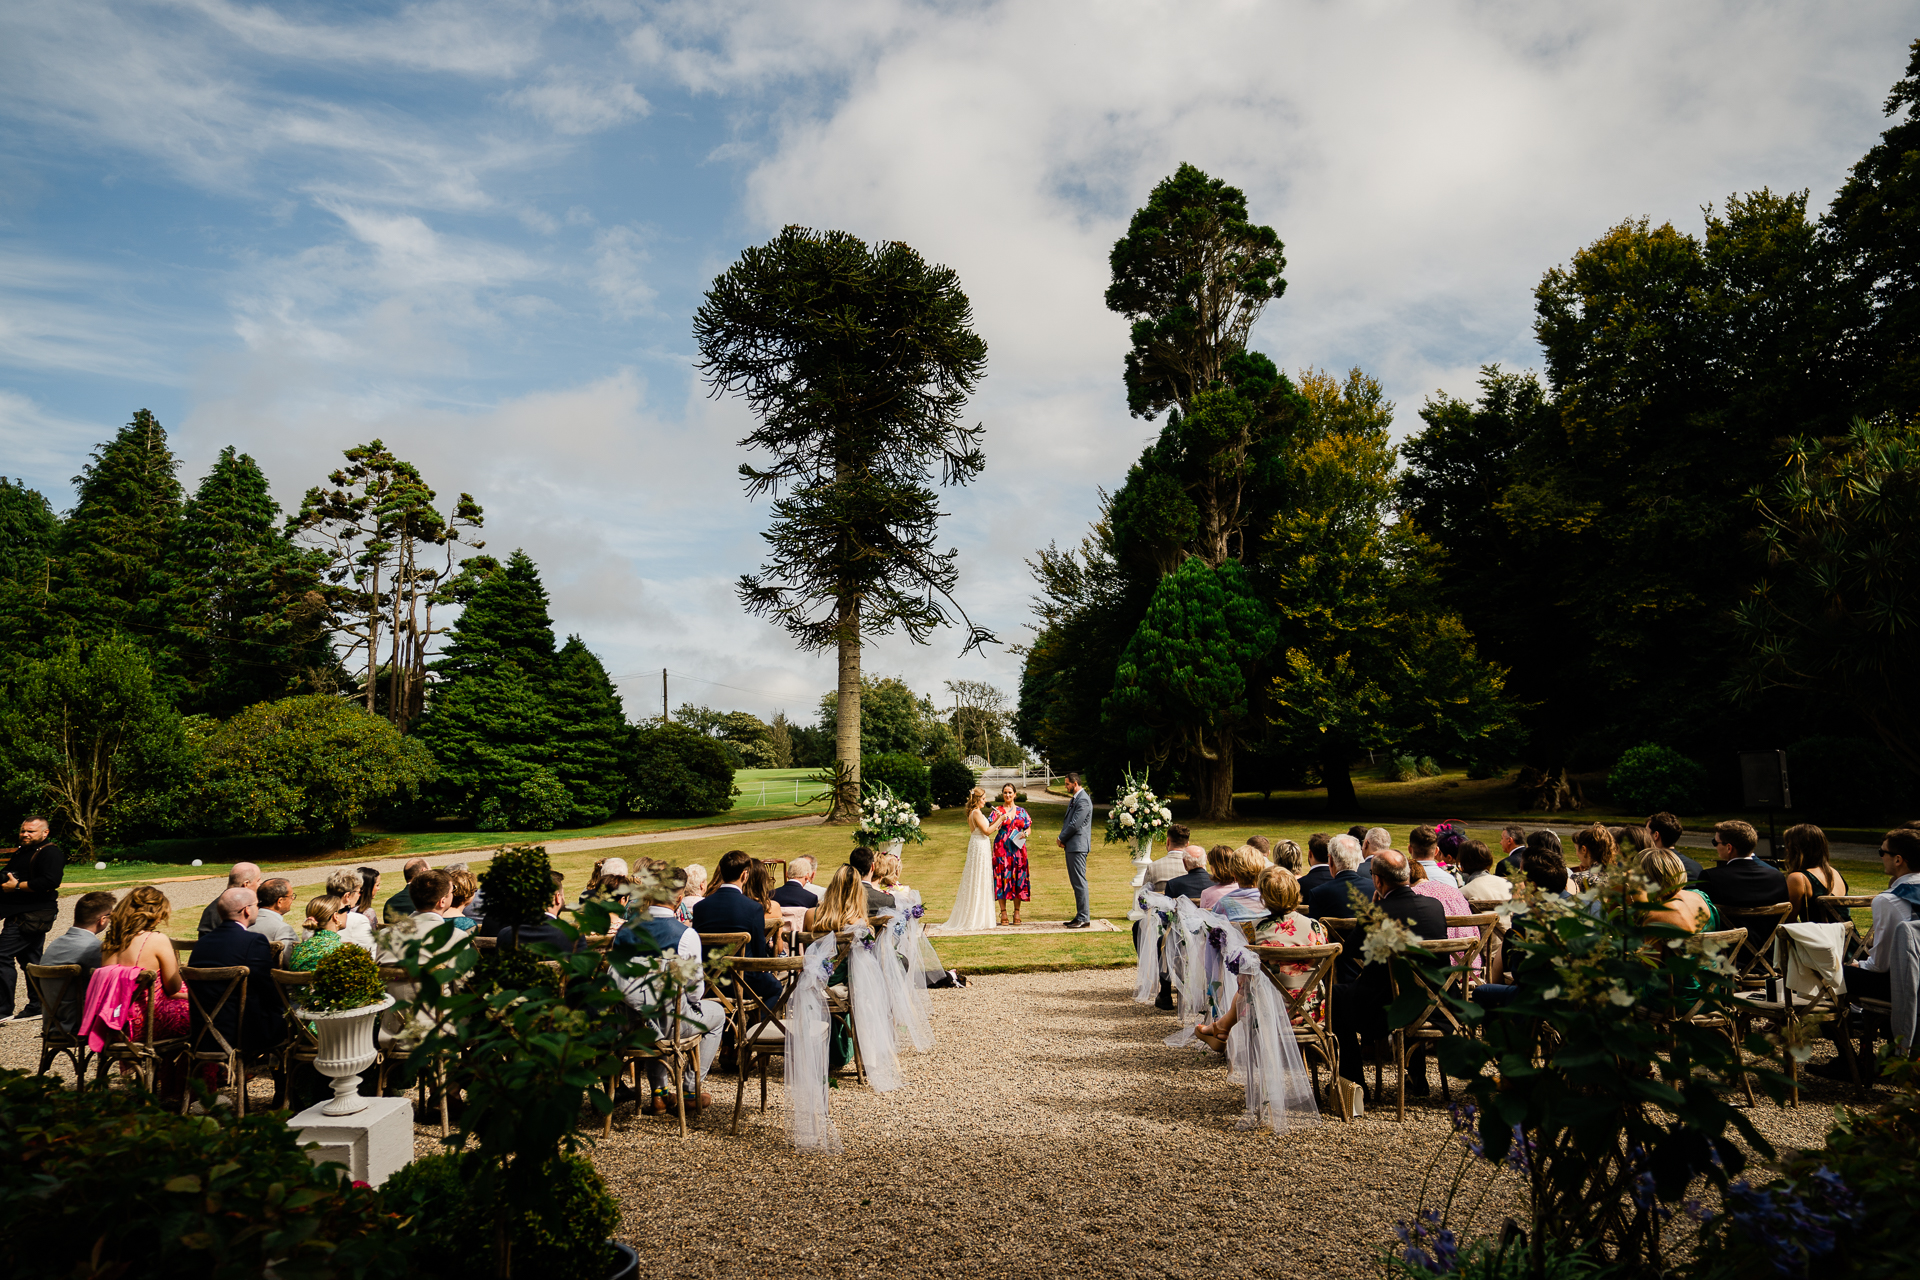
[1120,812,1135,828]
[1359,916,1420,965]
[1606,984,1634,1007]
[668,955,703,988]
[1158,807,1172,821]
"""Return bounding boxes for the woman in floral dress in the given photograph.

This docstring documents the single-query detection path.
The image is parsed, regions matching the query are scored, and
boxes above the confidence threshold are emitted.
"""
[991,783,1032,926]
[1196,867,1329,1051]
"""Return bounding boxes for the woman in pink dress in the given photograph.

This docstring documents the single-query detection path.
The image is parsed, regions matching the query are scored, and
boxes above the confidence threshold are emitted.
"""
[80,885,195,1091]
[1408,855,1478,941]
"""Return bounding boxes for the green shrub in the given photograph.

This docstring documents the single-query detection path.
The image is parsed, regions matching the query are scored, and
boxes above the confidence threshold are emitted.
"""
[1785,734,1913,822]
[307,942,386,1011]
[381,1151,617,1280]
[928,756,977,808]
[1388,754,1420,782]
[478,844,555,928]
[0,1069,403,1279]
[863,751,931,816]
[1608,742,1707,813]
[1416,755,1441,778]
[624,723,737,817]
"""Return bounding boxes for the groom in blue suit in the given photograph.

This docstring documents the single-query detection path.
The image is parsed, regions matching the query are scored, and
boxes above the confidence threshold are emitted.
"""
[1056,772,1093,928]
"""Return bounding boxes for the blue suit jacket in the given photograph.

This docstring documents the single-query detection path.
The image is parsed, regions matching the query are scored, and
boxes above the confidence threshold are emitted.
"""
[689,886,771,958]
[187,922,282,1058]
[1059,789,1093,853]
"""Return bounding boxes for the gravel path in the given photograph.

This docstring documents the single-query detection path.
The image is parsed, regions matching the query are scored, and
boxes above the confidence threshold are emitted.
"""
[1,967,1865,1277]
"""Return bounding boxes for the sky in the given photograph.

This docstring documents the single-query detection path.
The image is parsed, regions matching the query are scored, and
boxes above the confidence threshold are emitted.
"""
[1,1,1913,730]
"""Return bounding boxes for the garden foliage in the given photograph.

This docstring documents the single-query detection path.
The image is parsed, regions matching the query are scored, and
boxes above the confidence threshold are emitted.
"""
[1606,743,1707,814]
[624,722,737,818]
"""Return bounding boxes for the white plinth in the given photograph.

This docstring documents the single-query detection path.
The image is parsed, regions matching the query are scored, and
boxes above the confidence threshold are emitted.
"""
[290,1095,415,1186]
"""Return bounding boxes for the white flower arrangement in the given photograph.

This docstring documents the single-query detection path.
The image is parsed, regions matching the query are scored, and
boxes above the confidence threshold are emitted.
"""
[667,954,704,988]
[855,781,927,846]
[1103,767,1172,849]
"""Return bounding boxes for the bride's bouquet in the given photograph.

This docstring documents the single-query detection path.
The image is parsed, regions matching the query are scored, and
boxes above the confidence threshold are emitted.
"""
[854,781,926,847]
[1104,767,1171,852]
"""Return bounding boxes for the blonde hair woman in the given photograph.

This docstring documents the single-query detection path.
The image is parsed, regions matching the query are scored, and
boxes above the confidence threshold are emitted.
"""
[807,866,871,934]
[288,896,346,970]
[944,784,1001,930]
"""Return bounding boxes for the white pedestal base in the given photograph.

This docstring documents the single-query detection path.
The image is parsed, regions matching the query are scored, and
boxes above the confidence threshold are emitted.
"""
[289,1095,414,1186]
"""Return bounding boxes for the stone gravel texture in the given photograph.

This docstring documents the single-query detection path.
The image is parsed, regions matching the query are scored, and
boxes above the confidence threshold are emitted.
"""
[0,967,1874,1279]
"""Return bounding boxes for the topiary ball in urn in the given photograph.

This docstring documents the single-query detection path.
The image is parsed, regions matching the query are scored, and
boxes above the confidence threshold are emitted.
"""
[296,943,394,1115]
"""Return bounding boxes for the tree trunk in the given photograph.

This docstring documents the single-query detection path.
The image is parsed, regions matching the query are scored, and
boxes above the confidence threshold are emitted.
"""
[830,596,861,823]
[1321,740,1359,813]
[1193,735,1237,821]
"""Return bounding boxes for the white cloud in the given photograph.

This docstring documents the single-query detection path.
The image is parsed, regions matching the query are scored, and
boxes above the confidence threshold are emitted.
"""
[589,226,657,318]
[502,72,650,135]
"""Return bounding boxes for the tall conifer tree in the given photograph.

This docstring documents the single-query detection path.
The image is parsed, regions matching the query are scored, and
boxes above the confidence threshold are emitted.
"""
[431,549,556,686]
[0,478,59,666]
[548,635,628,824]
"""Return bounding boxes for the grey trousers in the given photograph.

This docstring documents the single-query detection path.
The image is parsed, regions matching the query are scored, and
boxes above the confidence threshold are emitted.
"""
[1065,847,1090,922]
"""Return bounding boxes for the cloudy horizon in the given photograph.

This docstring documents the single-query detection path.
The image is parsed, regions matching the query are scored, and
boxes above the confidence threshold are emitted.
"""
[2,1,1912,729]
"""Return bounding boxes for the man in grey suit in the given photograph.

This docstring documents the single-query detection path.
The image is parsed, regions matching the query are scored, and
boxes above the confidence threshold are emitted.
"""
[1056,772,1094,928]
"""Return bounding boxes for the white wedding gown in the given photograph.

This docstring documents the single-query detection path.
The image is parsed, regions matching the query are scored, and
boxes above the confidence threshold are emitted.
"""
[945,822,997,930]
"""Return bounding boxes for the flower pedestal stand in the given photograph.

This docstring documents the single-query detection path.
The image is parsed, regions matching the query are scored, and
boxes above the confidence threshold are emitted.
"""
[288,997,411,1186]
[886,838,905,860]
[1128,836,1157,888]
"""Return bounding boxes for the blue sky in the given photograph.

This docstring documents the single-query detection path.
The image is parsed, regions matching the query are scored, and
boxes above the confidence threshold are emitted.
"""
[1,1,1913,728]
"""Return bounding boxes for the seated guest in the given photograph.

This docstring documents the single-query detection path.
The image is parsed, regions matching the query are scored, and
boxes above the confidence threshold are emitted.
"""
[189,886,284,1060]
[324,869,378,950]
[1198,846,1239,911]
[1494,825,1530,880]
[1456,841,1512,903]
[1306,834,1374,922]
[376,868,468,1046]
[580,858,634,907]
[444,868,480,932]
[1523,842,1574,898]
[691,850,781,1008]
[288,898,346,970]
[41,891,115,1033]
[614,865,723,1114]
[1699,820,1789,950]
[1640,849,1715,933]
[1145,823,1195,892]
[873,851,908,897]
[197,863,261,936]
[1298,834,1334,895]
[384,858,430,923]
[1357,827,1392,878]
[1841,828,1920,1006]
[1195,867,1329,1050]
[249,878,297,951]
[1571,824,1618,891]
[1246,834,1275,865]
[677,864,708,924]
[83,888,191,1092]
[773,856,824,908]
[1331,852,1447,1086]
[1472,852,1591,1012]
[1347,825,1369,843]
[1409,826,1459,888]
[1434,820,1470,870]
[496,872,583,953]
[1408,853,1476,941]
[1216,847,1268,922]
[805,866,870,935]
[851,846,895,913]
[1270,839,1303,873]
[1165,848,1214,901]
[1781,824,1849,923]
[743,860,790,954]
[1646,811,1705,881]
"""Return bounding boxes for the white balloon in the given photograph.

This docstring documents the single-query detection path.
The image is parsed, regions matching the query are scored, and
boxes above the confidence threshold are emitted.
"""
[94,861,107,871]
[191,859,203,867]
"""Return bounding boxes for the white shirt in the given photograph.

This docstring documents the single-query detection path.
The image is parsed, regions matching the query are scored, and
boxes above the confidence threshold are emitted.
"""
[334,909,376,952]
[1862,872,1920,973]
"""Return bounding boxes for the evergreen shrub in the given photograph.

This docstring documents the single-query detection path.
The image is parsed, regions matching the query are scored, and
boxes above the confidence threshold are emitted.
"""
[625,723,736,817]
[863,751,931,816]
[1608,742,1707,813]
[382,1151,618,1280]
[478,844,556,927]
[928,756,977,808]
[1388,755,1420,782]
[306,943,385,1011]
[0,1069,403,1279]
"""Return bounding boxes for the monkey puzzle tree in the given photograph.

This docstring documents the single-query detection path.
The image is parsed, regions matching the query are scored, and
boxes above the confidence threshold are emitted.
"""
[693,227,991,821]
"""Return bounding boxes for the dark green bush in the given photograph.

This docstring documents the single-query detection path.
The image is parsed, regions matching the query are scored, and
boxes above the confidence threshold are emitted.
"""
[382,1151,617,1280]
[863,751,931,816]
[307,942,386,1011]
[928,756,977,808]
[1785,734,1913,822]
[1388,754,1420,782]
[624,723,737,817]
[1608,742,1707,813]
[478,844,556,929]
[0,1069,403,1279]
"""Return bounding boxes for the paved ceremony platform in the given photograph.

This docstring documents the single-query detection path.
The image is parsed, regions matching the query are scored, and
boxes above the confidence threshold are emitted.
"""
[924,917,1120,937]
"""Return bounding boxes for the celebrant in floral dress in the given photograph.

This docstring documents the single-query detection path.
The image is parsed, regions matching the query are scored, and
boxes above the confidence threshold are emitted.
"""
[992,783,1032,926]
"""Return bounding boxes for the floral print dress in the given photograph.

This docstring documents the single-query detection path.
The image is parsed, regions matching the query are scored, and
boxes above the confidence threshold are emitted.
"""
[1253,910,1330,1023]
[992,804,1032,902]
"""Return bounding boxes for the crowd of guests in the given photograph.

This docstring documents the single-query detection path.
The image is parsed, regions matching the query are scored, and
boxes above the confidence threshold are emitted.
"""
[1140,811,1915,1095]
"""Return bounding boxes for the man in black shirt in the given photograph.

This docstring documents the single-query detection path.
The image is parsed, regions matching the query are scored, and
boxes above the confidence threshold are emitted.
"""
[0,816,66,1020]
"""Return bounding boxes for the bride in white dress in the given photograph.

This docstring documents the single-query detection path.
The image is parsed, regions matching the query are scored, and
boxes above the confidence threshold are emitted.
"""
[945,786,1000,930]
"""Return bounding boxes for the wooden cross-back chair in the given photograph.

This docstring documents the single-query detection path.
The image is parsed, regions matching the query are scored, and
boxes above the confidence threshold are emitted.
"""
[178,965,251,1117]
[1816,897,1877,963]
[791,930,865,1085]
[697,931,752,1020]
[267,969,319,1109]
[1249,942,1345,1119]
[1443,913,1499,984]
[602,977,710,1140]
[722,954,804,1136]
[90,970,185,1095]
[1730,923,1863,1106]
[1463,900,1509,981]
[759,858,790,888]
[1669,928,1758,1108]
[24,964,91,1087]
[1724,904,1793,989]
[1385,937,1480,1121]
[374,965,452,1137]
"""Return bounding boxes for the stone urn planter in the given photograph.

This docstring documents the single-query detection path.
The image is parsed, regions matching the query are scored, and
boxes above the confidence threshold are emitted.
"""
[886,837,905,860]
[295,995,395,1116]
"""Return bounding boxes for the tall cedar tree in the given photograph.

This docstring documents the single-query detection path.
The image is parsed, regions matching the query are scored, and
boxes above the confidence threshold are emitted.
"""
[289,440,484,731]
[51,411,184,689]
[1824,39,1920,416]
[693,227,991,821]
[432,549,556,686]
[414,659,564,828]
[548,636,629,825]
[0,478,58,667]
[172,447,333,716]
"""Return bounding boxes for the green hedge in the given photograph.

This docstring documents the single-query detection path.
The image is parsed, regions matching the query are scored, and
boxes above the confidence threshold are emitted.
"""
[625,723,737,817]
[864,752,931,817]
[928,756,977,808]
[1608,742,1706,814]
